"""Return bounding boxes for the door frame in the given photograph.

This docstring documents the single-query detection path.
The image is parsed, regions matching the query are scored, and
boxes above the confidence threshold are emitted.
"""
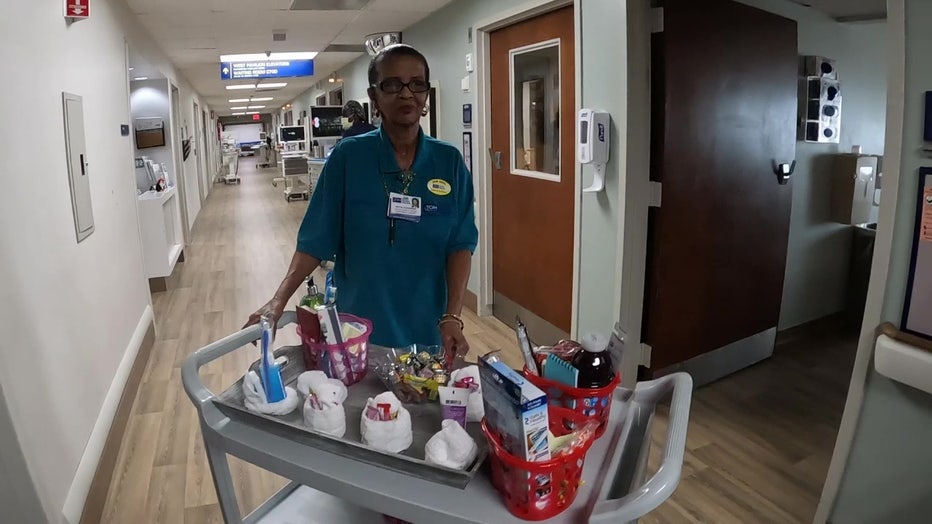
[473,0,582,338]
[168,83,192,243]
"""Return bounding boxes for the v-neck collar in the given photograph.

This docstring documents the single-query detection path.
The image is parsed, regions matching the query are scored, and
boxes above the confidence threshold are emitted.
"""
[377,126,429,174]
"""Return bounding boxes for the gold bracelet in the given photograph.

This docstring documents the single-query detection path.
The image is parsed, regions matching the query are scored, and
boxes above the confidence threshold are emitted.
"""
[438,314,464,330]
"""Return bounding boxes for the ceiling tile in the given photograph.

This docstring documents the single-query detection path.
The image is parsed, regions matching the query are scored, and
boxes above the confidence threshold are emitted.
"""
[127,0,447,112]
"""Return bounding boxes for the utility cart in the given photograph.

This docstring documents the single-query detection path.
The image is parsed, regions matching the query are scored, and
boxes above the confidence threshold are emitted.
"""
[182,311,692,524]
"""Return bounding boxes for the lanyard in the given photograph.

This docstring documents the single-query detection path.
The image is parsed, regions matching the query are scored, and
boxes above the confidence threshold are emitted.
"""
[383,169,416,246]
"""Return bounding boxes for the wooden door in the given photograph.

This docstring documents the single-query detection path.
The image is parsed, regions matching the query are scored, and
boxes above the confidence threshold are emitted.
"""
[645,0,798,375]
[490,6,575,340]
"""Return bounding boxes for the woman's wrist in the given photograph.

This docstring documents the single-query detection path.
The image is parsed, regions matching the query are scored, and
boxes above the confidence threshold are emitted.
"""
[438,313,464,330]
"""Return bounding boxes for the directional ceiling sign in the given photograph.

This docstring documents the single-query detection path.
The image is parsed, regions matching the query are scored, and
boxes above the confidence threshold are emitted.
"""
[220,60,314,80]
[65,0,89,18]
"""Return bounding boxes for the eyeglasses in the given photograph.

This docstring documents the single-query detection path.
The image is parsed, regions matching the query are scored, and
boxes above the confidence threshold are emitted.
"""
[373,78,431,94]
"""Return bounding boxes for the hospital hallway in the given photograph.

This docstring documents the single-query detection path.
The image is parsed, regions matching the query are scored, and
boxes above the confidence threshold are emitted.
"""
[96,157,857,523]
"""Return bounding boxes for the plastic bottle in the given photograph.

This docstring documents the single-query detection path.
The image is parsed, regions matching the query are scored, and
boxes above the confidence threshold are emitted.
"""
[572,333,615,388]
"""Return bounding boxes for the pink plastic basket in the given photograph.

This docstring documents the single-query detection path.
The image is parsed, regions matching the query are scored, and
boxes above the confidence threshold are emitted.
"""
[297,314,372,386]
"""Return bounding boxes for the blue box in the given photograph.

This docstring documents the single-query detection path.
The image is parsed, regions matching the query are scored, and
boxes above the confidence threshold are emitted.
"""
[479,358,550,462]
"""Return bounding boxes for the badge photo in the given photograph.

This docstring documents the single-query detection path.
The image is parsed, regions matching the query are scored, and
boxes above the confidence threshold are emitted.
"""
[428,178,452,196]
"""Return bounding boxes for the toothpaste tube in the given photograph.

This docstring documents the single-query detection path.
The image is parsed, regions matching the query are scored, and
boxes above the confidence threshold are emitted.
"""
[438,386,469,428]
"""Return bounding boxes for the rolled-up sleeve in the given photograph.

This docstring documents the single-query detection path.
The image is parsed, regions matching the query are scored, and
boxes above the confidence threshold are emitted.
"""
[296,147,345,261]
[447,154,479,255]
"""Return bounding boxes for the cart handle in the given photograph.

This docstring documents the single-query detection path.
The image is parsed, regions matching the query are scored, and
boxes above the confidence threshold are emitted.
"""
[590,372,693,523]
[182,311,297,407]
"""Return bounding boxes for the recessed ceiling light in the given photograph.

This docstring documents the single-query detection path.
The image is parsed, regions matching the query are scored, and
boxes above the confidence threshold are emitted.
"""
[231,112,245,116]
[133,76,149,81]
[220,52,318,62]
[226,84,257,90]
[229,98,250,103]
[250,97,274,102]
[256,82,288,89]
[247,105,266,109]
[246,111,261,115]
[230,106,248,110]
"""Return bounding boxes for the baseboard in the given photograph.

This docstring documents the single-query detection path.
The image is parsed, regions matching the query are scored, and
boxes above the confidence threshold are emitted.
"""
[464,289,479,314]
[61,305,155,524]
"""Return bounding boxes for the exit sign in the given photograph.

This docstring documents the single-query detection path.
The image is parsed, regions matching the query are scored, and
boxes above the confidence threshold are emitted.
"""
[65,0,89,18]
[252,114,261,121]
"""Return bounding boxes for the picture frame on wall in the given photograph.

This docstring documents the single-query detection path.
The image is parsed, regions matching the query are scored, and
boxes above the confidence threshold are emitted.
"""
[462,131,472,173]
[901,167,932,341]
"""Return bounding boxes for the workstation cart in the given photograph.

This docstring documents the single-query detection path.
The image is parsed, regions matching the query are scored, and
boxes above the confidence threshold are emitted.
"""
[182,311,693,524]
[272,155,310,201]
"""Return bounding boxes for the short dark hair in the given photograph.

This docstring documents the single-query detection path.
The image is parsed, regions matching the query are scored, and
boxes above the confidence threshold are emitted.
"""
[367,44,430,86]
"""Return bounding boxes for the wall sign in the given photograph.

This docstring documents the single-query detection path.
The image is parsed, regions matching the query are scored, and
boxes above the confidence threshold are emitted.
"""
[65,0,89,19]
[220,60,314,80]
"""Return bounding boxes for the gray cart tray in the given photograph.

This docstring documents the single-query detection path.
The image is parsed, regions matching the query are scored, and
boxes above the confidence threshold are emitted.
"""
[213,344,487,489]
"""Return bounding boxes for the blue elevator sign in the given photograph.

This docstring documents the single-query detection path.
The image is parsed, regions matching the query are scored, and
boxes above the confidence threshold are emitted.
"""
[220,60,314,80]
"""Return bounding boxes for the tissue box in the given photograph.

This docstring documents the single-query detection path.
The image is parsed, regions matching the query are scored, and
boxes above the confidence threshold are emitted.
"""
[479,358,550,462]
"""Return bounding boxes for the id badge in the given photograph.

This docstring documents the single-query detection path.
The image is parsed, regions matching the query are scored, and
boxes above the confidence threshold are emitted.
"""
[387,192,422,223]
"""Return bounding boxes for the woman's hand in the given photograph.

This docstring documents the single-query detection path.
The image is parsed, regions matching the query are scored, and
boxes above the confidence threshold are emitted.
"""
[440,321,469,365]
[243,297,286,332]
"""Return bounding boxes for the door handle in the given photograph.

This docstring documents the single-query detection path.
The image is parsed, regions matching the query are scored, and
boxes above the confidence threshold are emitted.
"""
[79,153,87,176]
[490,148,503,170]
[772,160,795,185]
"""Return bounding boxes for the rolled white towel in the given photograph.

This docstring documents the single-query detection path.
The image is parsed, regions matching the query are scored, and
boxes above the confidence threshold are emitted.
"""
[242,371,300,416]
[425,419,479,470]
[301,373,349,438]
[360,392,413,453]
[296,370,330,397]
[450,366,484,423]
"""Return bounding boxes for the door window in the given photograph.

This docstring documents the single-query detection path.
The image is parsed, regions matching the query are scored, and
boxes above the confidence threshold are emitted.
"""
[510,39,561,181]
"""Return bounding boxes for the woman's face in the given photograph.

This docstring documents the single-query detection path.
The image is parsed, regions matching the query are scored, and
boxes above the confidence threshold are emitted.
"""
[369,55,428,128]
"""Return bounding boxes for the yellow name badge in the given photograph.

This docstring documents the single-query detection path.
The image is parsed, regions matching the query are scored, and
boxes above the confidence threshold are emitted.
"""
[427,178,452,196]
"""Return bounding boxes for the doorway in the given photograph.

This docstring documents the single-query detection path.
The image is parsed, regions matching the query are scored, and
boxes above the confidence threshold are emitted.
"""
[486,5,576,343]
[643,0,798,383]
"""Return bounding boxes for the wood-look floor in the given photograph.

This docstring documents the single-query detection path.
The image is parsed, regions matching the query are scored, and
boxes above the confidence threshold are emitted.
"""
[101,157,856,523]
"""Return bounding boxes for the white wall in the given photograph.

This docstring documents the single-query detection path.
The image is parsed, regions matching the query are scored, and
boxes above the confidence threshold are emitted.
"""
[130,79,173,191]
[0,1,212,522]
[828,1,932,520]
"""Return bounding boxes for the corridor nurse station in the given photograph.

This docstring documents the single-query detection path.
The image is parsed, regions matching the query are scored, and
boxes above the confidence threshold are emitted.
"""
[3,0,932,523]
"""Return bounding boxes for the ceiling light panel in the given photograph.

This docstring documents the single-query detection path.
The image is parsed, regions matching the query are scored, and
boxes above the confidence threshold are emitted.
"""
[226,84,256,90]
[220,52,318,62]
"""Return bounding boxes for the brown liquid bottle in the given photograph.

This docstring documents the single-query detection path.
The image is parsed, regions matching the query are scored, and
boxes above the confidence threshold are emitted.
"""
[572,333,615,388]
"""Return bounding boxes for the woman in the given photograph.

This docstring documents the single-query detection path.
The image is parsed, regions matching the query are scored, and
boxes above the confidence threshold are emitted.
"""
[340,100,376,138]
[247,44,478,362]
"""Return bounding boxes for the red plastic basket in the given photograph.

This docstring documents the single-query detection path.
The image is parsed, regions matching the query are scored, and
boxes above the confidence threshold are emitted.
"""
[481,407,595,521]
[522,367,620,438]
[297,314,372,387]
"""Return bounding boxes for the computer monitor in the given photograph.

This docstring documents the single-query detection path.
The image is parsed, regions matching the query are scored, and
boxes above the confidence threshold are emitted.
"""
[279,125,306,143]
[310,106,344,138]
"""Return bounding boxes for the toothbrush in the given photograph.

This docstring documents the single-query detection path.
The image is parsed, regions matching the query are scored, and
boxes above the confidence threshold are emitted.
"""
[259,315,286,402]
[516,317,540,376]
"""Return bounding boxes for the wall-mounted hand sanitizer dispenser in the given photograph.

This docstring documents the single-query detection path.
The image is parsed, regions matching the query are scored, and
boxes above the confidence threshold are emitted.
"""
[579,109,610,192]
